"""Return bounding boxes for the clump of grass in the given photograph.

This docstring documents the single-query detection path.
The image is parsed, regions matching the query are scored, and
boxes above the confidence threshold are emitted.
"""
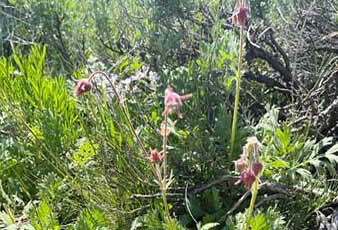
[75,73,192,229]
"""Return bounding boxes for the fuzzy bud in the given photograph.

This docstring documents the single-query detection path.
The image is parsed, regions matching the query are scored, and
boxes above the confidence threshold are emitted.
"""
[148,149,162,164]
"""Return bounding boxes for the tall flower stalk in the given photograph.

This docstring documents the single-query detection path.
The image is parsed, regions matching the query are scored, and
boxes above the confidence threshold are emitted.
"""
[75,75,192,228]
[157,86,192,228]
[161,112,173,228]
[230,0,250,160]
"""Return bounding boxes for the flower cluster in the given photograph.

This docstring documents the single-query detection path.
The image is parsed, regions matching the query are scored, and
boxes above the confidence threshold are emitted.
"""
[232,0,250,27]
[235,137,263,190]
[162,86,192,119]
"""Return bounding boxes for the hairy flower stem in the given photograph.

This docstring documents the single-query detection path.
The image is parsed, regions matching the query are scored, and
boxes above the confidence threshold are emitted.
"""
[161,113,174,229]
[230,25,245,160]
[244,180,259,230]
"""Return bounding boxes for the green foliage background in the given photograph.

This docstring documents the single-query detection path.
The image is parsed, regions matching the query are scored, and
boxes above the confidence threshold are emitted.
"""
[0,0,337,229]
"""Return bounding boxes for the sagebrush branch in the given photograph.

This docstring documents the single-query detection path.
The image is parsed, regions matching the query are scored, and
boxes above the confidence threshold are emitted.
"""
[130,175,321,200]
[243,72,288,93]
[246,43,293,85]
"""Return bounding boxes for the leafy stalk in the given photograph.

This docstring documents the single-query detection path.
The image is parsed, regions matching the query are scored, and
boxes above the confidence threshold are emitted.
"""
[161,113,174,229]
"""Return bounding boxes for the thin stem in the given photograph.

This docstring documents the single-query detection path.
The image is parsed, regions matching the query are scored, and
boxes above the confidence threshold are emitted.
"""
[230,25,245,160]
[244,180,259,230]
[89,71,159,178]
[163,113,169,182]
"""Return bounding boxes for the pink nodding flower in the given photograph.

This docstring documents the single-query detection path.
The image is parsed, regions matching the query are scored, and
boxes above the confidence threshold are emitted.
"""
[235,170,256,190]
[232,0,250,27]
[148,149,162,164]
[162,86,192,119]
[252,162,263,176]
[74,78,92,96]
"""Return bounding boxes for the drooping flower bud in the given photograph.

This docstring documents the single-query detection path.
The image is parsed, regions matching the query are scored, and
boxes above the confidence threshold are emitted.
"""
[235,158,247,173]
[232,0,250,27]
[74,79,92,96]
[252,162,263,176]
[245,136,262,161]
[235,136,263,190]
[241,170,256,190]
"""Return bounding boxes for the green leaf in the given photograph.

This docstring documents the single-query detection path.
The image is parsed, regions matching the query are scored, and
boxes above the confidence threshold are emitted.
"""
[250,214,269,230]
[276,124,291,154]
[324,153,338,165]
[119,59,130,72]
[224,76,235,89]
[74,207,109,230]
[196,59,202,67]
[130,217,142,230]
[31,200,60,230]
[73,140,98,167]
[266,159,289,168]
[307,159,322,168]
[131,58,142,70]
[219,50,232,60]
[200,88,206,96]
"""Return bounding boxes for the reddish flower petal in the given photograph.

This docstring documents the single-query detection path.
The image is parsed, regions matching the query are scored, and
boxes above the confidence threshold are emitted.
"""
[163,87,192,118]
